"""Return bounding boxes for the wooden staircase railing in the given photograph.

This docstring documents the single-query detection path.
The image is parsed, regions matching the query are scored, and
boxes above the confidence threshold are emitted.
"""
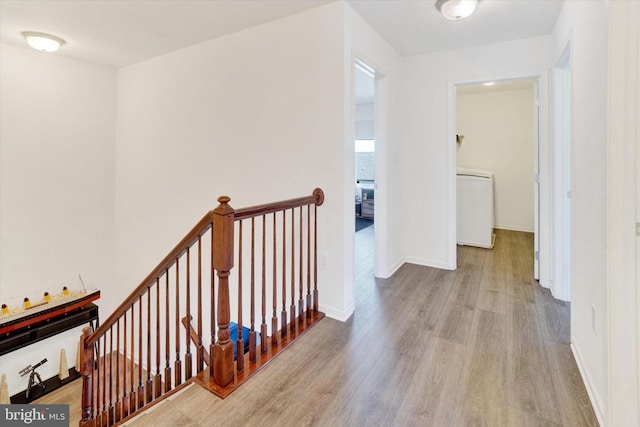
[79,189,324,426]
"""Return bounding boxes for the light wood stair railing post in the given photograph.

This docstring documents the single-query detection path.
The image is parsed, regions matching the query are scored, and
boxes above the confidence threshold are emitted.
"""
[211,196,235,387]
[79,326,94,427]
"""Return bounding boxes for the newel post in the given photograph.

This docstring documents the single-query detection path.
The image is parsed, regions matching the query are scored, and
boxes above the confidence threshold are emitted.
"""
[211,196,235,387]
[79,327,94,427]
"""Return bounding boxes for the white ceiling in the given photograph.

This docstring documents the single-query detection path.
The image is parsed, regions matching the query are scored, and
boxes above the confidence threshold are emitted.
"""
[347,0,563,57]
[0,0,563,68]
[0,0,335,68]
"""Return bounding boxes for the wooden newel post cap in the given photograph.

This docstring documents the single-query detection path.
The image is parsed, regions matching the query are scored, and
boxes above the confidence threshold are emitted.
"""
[214,196,234,216]
[313,188,324,206]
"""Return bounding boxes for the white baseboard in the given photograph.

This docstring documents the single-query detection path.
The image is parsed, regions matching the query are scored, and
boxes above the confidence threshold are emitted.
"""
[378,257,404,279]
[571,340,605,426]
[404,256,451,270]
[319,303,354,322]
[494,224,534,233]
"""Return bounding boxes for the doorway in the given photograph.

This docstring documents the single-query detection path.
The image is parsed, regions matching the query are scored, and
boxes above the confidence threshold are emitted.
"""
[455,79,539,271]
[354,60,375,282]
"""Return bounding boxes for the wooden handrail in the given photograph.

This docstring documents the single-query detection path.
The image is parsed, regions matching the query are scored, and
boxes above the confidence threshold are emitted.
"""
[86,211,215,346]
[234,188,324,220]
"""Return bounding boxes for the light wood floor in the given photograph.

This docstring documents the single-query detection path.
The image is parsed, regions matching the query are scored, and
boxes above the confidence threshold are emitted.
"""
[36,228,598,426]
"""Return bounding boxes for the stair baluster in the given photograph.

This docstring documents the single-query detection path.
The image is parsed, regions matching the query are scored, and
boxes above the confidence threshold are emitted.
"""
[237,220,244,372]
[154,278,162,399]
[260,215,268,354]
[249,217,257,362]
[271,213,278,348]
[196,237,204,373]
[185,248,192,380]
[290,208,296,332]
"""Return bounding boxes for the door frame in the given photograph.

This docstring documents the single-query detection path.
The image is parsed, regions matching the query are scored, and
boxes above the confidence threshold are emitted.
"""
[343,52,391,320]
[606,1,640,424]
[448,73,549,285]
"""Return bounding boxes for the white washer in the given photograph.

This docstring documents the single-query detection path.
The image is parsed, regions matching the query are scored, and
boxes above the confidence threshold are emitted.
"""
[456,168,495,248]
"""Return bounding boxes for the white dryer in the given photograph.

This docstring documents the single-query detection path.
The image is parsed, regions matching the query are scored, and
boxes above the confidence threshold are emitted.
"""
[456,168,495,248]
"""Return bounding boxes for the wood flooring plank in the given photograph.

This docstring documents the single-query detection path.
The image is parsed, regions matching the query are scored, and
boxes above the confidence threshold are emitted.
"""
[454,309,508,427]
[477,268,507,314]
[534,287,571,344]
[506,404,562,427]
[435,264,482,345]
[393,336,466,427]
[403,267,457,333]
[544,341,599,427]
[506,298,562,424]
[333,347,414,425]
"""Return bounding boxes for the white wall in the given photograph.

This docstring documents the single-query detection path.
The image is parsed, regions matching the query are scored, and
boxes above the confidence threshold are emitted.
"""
[402,36,551,269]
[551,0,610,422]
[0,43,116,394]
[115,4,349,320]
[457,88,535,232]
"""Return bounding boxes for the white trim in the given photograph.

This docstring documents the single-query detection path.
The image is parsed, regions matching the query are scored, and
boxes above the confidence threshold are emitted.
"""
[550,37,573,303]
[447,82,458,270]
[537,71,552,290]
[355,59,375,78]
[494,225,535,233]
[379,257,404,279]
[449,73,549,276]
[606,1,640,425]
[533,79,540,280]
[404,256,451,271]
[320,303,355,322]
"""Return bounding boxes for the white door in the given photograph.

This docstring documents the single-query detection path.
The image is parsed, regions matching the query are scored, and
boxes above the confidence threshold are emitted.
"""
[553,45,571,302]
[533,82,540,279]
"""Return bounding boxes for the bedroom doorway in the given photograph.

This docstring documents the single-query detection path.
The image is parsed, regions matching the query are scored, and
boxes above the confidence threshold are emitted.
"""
[354,60,375,283]
[354,60,375,234]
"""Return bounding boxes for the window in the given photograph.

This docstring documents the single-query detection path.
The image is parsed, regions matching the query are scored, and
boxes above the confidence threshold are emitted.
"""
[355,139,375,153]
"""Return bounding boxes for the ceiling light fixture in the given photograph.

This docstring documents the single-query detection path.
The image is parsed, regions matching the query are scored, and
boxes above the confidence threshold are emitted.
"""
[483,81,496,86]
[435,0,478,21]
[21,31,65,52]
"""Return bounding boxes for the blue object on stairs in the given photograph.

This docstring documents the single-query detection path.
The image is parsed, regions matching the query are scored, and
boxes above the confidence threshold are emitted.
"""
[229,322,259,359]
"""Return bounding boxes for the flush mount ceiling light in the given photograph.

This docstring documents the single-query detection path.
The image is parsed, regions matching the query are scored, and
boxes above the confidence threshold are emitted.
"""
[483,81,496,86]
[21,31,65,52]
[435,0,478,21]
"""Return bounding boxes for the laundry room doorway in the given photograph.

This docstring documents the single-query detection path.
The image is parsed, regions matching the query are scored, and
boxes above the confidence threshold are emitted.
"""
[455,79,540,275]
